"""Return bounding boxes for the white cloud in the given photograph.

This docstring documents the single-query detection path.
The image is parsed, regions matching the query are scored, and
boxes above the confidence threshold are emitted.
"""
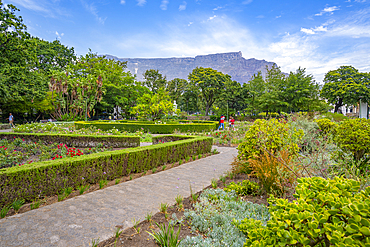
[315,6,340,16]
[300,27,315,34]
[179,1,187,11]
[8,0,48,12]
[102,7,370,83]
[55,31,64,39]
[208,15,217,20]
[213,6,223,11]
[242,0,253,4]
[313,25,328,32]
[160,0,169,10]
[120,0,125,4]
[300,25,328,35]
[81,1,106,24]
[6,0,70,17]
[136,0,146,7]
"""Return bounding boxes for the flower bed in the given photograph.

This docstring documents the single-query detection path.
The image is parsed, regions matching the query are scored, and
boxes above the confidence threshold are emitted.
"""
[0,132,140,148]
[75,120,218,134]
[0,135,212,207]
[0,138,112,169]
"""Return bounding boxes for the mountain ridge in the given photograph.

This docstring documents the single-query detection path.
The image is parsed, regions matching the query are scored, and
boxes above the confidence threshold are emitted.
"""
[104,51,276,84]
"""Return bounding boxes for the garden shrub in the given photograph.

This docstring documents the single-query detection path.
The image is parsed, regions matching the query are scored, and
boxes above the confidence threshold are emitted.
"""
[224,180,260,196]
[289,114,322,153]
[0,132,139,148]
[315,118,338,135]
[75,120,218,134]
[334,118,370,161]
[236,176,370,247]
[238,118,303,161]
[0,136,212,207]
[180,188,269,247]
[321,112,349,122]
[248,149,302,196]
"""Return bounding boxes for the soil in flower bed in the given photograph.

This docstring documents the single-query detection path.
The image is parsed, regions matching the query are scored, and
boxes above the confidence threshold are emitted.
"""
[1,153,217,219]
[97,173,269,247]
[0,138,115,169]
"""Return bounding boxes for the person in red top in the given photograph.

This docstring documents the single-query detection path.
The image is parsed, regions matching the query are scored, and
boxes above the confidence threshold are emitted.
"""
[217,115,225,130]
[229,116,235,130]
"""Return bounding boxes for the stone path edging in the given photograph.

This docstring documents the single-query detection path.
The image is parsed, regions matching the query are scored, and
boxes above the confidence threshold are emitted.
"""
[0,146,237,247]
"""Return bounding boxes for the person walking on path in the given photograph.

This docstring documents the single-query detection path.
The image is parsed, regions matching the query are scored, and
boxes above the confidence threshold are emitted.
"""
[229,116,235,130]
[217,115,225,130]
[7,113,15,128]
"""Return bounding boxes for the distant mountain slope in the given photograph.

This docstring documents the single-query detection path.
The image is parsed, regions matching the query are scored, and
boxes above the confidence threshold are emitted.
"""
[104,51,276,84]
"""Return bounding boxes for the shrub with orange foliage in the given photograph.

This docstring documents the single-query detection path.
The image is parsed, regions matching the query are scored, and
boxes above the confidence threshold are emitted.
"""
[248,149,303,196]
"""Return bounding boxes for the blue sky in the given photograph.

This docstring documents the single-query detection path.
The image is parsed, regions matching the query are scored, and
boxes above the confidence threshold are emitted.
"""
[4,0,370,82]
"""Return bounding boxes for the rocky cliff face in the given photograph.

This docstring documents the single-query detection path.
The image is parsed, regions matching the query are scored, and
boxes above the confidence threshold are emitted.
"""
[104,51,276,84]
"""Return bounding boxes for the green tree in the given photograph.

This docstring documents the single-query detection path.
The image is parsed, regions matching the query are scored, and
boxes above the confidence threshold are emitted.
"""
[244,72,265,115]
[167,78,187,103]
[0,1,49,114]
[49,52,107,120]
[283,67,321,112]
[143,69,167,93]
[89,55,145,118]
[216,80,245,116]
[321,66,370,113]
[131,88,173,120]
[30,38,76,75]
[258,65,287,114]
[188,67,230,116]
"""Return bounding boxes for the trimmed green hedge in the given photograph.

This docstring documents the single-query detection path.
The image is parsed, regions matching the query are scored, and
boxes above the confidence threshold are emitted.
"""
[0,135,212,207]
[0,133,140,148]
[75,120,218,134]
[152,135,191,144]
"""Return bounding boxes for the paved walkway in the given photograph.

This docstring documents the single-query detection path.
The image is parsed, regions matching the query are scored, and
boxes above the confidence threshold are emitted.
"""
[0,146,237,247]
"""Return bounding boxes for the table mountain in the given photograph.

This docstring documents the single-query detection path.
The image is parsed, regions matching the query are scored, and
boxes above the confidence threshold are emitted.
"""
[104,51,276,84]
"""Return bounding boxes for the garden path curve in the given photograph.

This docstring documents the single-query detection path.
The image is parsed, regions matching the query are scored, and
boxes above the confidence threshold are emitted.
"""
[0,146,237,247]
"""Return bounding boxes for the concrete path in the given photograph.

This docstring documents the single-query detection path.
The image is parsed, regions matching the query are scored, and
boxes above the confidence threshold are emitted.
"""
[0,146,237,247]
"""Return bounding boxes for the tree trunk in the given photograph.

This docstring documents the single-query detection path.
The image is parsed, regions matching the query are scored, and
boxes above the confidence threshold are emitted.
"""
[205,105,210,116]
[334,98,343,113]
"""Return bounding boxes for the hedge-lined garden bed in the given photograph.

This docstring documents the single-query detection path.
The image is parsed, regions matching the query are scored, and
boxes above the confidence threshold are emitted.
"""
[0,135,212,207]
[75,120,218,134]
[0,133,140,148]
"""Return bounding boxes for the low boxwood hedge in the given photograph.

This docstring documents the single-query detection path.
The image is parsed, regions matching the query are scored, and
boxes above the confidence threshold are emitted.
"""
[75,120,218,134]
[0,135,212,207]
[0,132,140,148]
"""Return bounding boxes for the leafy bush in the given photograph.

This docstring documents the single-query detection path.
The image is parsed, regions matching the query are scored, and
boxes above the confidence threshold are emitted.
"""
[315,118,338,135]
[236,176,370,247]
[180,188,269,247]
[248,149,301,196]
[288,114,323,153]
[334,118,370,161]
[320,112,348,122]
[75,120,218,134]
[224,180,260,196]
[238,118,303,161]
[0,133,139,148]
[0,136,212,207]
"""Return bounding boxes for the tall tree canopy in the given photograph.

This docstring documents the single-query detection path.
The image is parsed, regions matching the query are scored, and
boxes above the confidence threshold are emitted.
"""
[188,67,231,116]
[321,66,370,113]
[0,1,75,116]
[143,69,167,93]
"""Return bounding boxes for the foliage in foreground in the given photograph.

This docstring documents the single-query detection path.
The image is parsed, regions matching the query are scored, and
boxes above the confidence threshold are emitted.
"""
[223,180,260,196]
[236,176,370,247]
[180,188,269,247]
[238,118,304,161]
